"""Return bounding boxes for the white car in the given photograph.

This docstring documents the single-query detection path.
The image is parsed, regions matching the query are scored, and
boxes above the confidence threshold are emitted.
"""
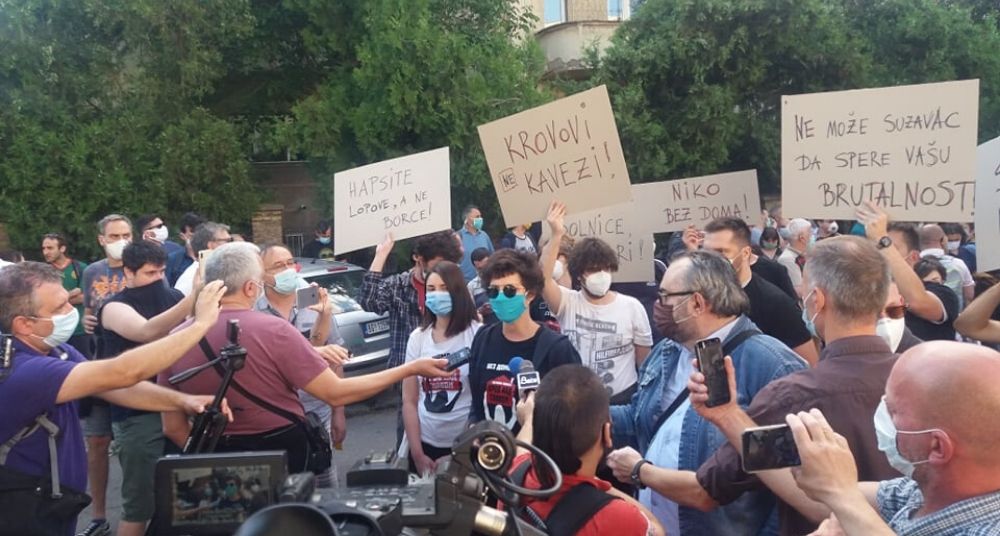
[295,257,391,376]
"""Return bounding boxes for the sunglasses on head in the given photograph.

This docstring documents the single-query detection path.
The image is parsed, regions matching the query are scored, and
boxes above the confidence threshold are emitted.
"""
[487,284,525,299]
[884,304,907,319]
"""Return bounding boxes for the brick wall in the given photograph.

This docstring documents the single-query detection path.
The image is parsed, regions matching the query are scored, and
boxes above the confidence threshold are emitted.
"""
[251,204,284,247]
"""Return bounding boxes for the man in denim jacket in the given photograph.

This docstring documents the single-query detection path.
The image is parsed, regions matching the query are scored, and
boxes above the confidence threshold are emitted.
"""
[608,250,806,536]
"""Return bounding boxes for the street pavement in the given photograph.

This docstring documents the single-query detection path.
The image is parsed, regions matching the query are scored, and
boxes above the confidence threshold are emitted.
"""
[77,393,400,534]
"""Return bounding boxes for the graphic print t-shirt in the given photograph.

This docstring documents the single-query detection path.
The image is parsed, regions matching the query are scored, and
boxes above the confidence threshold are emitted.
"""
[405,322,481,448]
[82,259,127,312]
[555,288,653,397]
[468,324,581,431]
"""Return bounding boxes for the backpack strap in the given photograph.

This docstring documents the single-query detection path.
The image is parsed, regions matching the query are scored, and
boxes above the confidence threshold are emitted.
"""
[545,482,618,536]
[70,260,83,284]
[0,414,65,498]
[650,328,762,434]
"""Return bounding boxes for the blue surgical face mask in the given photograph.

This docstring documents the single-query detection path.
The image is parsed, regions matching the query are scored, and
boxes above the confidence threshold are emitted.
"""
[490,293,526,323]
[425,291,453,316]
[801,289,819,339]
[874,398,940,478]
[317,236,331,245]
[272,268,299,295]
[473,217,484,231]
[31,308,80,348]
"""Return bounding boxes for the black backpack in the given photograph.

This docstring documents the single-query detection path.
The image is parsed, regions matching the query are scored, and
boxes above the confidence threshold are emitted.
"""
[510,460,617,535]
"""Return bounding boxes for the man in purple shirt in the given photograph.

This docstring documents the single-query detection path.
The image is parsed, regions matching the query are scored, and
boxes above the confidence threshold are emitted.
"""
[0,262,229,535]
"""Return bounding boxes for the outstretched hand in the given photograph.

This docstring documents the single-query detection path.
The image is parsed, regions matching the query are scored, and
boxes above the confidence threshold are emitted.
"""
[546,201,567,237]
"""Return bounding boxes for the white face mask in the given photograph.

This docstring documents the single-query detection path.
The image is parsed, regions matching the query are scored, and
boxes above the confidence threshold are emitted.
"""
[875,317,906,353]
[946,240,961,254]
[584,271,613,298]
[873,398,940,478]
[104,239,128,261]
[552,259,565,281]
[32,308,80,348]
[152,226,169,243]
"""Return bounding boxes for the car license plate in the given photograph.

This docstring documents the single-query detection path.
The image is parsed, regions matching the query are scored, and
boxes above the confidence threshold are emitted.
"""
[363,319,390,337]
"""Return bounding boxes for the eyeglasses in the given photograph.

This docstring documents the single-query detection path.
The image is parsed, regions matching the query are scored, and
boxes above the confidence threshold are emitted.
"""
[211,236,234,244]
[883,304,907,319]
[487,284,525,299]
[658,290,695,306]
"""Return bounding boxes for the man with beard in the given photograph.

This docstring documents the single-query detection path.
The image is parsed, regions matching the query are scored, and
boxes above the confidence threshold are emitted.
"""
[607,250,804,536]
[97,240,206,536]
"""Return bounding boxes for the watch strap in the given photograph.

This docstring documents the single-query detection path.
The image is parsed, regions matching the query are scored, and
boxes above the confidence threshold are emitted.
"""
[630,458,650,489]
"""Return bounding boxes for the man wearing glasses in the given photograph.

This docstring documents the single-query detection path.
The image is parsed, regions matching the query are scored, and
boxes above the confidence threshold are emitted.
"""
[467,249,580,431]
[614,237,899,536]
[174,222,232,297]
[604,249,804,536]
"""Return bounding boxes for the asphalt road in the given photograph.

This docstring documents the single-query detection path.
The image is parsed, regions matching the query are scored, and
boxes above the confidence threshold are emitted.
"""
[76,394,400,534]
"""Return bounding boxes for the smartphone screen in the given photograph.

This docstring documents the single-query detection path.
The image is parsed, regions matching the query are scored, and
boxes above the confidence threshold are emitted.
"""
[695,337,730,407]
[741,424,801,473]
[296,286,320,309]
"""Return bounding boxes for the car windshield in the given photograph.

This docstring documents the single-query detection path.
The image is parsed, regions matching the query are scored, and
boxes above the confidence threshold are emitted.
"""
[304,270,364,313]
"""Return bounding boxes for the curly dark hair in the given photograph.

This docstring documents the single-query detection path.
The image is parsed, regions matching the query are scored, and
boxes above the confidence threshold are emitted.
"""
[480,249,545,297]
[567,237,618,283]
[413,230,462,264]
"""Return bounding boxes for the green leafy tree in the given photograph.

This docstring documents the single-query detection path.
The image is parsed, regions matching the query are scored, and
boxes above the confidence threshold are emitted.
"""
[279,0,550,236]
[595,0,1000,193]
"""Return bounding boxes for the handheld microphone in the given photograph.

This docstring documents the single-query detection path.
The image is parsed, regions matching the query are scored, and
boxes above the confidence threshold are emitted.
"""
[508,356,540,400]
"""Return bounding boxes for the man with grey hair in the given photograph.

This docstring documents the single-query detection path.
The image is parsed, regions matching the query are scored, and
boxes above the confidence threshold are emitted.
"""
[605,250,805,536]
[671,236,900,535]
[776,217,814,297]
[173,222,232,296]
[0,262,228,535]
[78,213,133,536]
[159,242,452,474]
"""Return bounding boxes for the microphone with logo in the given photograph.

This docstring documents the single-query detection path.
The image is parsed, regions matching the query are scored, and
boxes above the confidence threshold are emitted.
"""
[508,356,540,401]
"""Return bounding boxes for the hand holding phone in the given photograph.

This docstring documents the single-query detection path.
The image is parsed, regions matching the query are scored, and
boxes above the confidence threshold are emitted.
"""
[741,424,801,473]
[695,338,731,407]
[442,348,471,372]
[296,286,320,309]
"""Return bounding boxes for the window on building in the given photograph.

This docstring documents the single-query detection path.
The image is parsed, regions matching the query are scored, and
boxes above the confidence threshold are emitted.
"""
[608,0,631,20]
[544,0,565,25]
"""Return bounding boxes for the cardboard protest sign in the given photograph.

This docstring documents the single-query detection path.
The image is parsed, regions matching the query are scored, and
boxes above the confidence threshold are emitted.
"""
[542,202,655,283]
[975,136,1000,272]
[632,170,761,233]
[477,85,632,227]
[781,79,979,221]
[334,147,451,254]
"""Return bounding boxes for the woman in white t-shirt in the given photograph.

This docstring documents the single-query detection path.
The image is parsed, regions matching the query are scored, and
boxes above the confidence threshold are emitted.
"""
[402,260,482,475]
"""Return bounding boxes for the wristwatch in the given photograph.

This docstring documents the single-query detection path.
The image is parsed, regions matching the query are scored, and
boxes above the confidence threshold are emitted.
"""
[630,459,651,489]
[876,236,893,250]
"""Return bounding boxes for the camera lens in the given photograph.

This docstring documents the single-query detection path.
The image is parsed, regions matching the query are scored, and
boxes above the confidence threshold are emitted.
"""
[477,438,506,471]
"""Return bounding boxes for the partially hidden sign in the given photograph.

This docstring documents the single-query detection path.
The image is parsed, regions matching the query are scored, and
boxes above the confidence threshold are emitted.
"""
[334,147,451,254]
[478,85,632,227]
[542,202,655,283]
[632,170,761,233]
[781,79,979,221]
[975,136,1000,272]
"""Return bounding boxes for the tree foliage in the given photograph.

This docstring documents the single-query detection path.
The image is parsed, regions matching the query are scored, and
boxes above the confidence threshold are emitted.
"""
[596,0,1000,192]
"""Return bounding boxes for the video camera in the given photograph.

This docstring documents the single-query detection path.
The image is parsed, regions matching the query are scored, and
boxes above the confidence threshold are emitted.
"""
[152,421,563,536]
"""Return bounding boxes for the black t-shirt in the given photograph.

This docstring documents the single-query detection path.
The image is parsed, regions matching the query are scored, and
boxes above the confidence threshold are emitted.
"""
[468,323,581,431]
[751,256,798,300]
[97,281,184,420]
[905,281,959,342]
[743,275,813,349]
[301,239,335,259]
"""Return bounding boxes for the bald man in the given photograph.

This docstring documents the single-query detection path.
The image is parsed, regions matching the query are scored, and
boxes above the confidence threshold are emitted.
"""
[788,340,1000,535]
[918,224,974,308]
